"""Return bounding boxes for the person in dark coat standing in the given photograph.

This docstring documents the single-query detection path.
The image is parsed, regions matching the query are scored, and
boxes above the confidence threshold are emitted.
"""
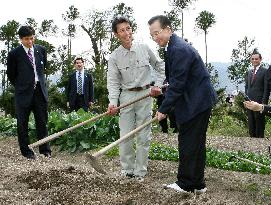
[245,50,268,138]
[7,26,51,159]
[148,15,217,193]
[66,57,94,112]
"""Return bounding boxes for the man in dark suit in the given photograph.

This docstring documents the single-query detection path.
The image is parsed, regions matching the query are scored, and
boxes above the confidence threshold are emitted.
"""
[7,26,51,159]
[66,57,94,112]
[245,50,267,138]
[263,64,271,103]
[148,15,217,193]
[245,49,269,138]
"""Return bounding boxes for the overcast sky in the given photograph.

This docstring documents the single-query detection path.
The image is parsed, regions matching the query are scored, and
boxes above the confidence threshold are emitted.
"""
[1,0,271,63]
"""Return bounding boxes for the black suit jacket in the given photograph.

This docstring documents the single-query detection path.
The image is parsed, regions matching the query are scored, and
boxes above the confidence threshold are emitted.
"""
[245,66,267,104]
[66,71,94,108]
[7,44,48,107]
[263,65,271,104]
[159,34,217,124]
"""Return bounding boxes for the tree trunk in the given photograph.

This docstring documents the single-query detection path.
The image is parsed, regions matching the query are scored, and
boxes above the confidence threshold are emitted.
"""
[81,25,101,67]
[204,31,208,66]
[3,39,11,94]
[181,11,184,38]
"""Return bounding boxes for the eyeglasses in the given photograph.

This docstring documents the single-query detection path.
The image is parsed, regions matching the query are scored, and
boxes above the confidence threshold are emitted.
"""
[150,29,164,40]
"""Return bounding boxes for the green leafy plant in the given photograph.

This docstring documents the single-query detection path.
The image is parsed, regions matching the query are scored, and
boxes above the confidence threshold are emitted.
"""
[264,188,271,197]
[0,109,119,152]
[105,142,271,175]
[44,109,119,152]
[0,115,17,136]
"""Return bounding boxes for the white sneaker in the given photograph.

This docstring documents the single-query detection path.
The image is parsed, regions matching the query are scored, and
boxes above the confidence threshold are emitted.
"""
[194,187,207,194]
[163,183,188,193]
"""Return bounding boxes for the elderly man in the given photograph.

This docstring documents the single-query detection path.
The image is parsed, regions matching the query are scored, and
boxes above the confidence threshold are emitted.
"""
[148,15,217,193]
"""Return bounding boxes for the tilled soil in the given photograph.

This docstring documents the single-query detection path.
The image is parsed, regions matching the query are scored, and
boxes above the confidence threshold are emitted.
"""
[0,135,270,205]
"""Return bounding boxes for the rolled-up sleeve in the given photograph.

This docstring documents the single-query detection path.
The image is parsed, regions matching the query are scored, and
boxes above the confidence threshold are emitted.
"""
[107,55,121,106]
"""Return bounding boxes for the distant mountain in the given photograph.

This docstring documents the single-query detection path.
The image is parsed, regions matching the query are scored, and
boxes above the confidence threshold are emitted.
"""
[211,62,245,94]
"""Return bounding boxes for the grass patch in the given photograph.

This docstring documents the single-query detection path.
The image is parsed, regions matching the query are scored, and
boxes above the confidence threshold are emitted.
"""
[208,115,248,137]
[245,183,260,192]
[264,188,271,197]
[106,142,271,175]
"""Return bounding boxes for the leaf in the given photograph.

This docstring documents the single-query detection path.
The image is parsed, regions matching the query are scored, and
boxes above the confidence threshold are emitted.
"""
[80,141,90,149]
[70,145,77,153]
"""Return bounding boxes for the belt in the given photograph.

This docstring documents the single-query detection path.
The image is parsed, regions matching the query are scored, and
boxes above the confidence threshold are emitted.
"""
[128,84,150,91]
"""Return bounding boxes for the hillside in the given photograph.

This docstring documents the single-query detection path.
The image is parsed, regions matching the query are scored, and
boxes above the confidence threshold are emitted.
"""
[212,62,245,93]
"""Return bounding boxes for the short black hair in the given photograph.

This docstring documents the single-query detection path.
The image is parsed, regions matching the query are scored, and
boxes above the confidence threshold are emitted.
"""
[148,15,172,29]
[18,26,35,39]
[111,16,132,33]
[74,57,84,64]
[251,48,262,59]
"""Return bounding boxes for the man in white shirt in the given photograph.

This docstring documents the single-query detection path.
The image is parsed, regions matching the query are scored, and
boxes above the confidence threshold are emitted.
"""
[107,16,165,180]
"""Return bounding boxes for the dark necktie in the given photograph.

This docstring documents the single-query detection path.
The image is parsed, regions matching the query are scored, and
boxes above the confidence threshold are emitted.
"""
[78,72,83,94]
[27,49,34,68]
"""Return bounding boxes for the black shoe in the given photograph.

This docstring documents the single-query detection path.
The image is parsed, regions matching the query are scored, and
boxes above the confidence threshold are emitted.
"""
[126,173,135,178]
[42,152,51,158]
[162,129,168,133]
[25,154,36,160]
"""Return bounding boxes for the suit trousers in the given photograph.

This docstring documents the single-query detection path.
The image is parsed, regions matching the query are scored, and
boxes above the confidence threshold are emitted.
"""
[16,83,51,157]
[247,110,265,138]
[71,94,88,112]
[176,108,211,192]
[119,89,152,177]
[156,94,177,133]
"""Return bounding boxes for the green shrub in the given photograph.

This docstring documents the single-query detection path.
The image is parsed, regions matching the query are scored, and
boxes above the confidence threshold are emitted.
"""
[0,109,119,152]
[208,114,248,137]
[44,109,119,152]
[0,86,15,117]
[0,115,17,136]
[47,84,67,112]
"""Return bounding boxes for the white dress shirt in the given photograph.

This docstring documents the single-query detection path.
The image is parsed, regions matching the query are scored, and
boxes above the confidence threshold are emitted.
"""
[22,45,39,83]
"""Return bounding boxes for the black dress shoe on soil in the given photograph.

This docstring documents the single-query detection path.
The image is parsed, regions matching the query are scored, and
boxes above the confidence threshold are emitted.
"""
[25,154,36,160]
[162,129,168,133]
[126,173,135,178]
